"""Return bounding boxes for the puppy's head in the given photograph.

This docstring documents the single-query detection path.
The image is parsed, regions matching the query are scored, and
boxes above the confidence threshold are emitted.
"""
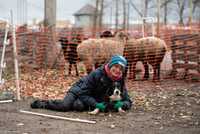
[109,82,122,101]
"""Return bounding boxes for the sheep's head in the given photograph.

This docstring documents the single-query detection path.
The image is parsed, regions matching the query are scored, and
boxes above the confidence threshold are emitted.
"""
[114,31,129,42]
[100,30,113,38]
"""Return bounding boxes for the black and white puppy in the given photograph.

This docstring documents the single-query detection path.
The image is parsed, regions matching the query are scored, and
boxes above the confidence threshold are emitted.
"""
[88,82,125,115]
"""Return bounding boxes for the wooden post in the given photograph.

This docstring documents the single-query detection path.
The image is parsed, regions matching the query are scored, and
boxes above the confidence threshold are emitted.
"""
[171,37,177,78]
[197,40,200,74]
[11,10,21,101]
[183,41,188,78]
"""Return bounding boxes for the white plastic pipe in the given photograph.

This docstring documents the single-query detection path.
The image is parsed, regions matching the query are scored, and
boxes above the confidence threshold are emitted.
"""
[19,110,96,124]
[0,100,13,103]
[0,21,9,84]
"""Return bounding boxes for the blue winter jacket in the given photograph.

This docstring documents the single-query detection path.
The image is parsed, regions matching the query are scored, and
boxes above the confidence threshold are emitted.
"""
[68,65,132,110]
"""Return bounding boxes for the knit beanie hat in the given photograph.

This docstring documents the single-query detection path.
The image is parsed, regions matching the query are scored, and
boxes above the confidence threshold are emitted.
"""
[108,55,127,70]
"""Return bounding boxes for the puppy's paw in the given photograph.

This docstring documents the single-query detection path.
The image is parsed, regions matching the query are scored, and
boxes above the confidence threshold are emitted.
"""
[88,108,99,115]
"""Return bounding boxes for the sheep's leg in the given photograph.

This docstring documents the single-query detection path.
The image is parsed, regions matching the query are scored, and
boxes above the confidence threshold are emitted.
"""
[143,62,149,80]
[128,63,133,79]
[152,64,160,80]
[68,63,72,75]
[157,64,160,79]
[74,63,79,76]
[132,63,136,80]
[129,62,136,79]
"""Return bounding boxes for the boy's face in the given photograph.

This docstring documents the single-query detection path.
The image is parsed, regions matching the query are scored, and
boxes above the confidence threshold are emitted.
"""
[110,64,123,77]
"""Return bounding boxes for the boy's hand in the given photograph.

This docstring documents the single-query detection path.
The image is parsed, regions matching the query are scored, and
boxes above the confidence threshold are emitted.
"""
[88,108,99,115]
[95,102,106,111]
[114,101,124,110]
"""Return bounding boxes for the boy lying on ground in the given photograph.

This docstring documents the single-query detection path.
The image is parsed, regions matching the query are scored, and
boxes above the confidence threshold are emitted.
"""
[31,55,132,114]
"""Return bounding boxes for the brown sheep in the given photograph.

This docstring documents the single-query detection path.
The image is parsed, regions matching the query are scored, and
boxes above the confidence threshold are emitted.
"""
[77,38,124,73]
[77,31,129,74]
[123,37,168,80]
[59,34,81,76]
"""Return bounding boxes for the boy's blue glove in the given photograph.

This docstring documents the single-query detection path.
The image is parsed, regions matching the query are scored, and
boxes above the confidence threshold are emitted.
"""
[114,101,124,110]
[95,102,106,111]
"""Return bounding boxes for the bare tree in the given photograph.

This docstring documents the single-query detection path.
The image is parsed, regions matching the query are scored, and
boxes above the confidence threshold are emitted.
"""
[99,0,104,30]
[115,0,119,31]
[176,0,187,25]
[160,0,173,24]
[122,0,127,30]
[143,0,149,17]
[44,0,56,28]
[157,0,160,36]
[44,0,58,68]
[126,1,130,31]
[192,0,200,13]
[129,0,143,17]
[93,0,100,37]
[192,0,200,22]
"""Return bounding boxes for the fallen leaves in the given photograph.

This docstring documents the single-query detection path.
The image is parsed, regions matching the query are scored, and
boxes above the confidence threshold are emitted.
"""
[0,69,79,100]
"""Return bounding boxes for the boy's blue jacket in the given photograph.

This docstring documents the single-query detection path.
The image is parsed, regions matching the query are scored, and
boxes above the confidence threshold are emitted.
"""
[68,65,132,110]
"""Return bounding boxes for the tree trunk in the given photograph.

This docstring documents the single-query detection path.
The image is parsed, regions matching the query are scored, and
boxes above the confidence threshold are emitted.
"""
[127,1,130,31]
[177,0,186,25]
[164,0,168,25]
[99,0,104,31]
[122,0,127,31]
[93,0,99,37]
[115,0,119,31]
[44,0,58,68]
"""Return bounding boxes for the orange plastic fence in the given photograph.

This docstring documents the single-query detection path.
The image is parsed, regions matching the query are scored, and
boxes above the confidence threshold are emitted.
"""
[5,24,198,81]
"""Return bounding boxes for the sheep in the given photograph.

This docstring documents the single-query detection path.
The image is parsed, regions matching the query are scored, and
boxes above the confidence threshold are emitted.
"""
[100,30,113,38]
[59,34,81,76]
[123,37,168,80]
[77,30,130,74]
[77,38,124,73]
[78,30,167,80]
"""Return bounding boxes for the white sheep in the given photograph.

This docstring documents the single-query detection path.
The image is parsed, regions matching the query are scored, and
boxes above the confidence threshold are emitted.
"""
[124,37,168,80]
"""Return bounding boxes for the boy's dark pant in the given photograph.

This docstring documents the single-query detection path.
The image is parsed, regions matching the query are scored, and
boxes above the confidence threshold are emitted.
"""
[31,92,85,112]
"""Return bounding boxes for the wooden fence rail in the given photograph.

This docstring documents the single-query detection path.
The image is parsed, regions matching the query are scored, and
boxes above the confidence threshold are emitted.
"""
[171,34,200,78]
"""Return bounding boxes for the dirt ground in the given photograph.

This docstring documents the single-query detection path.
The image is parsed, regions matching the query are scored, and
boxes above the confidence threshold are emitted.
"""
[0,78,200,134]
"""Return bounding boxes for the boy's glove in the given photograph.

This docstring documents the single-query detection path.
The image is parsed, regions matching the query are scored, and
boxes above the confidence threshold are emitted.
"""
[114,101,124,110]
[95,102,106,111]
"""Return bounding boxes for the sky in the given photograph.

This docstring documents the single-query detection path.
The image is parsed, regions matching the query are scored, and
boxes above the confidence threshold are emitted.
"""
[0,0,199,26]
[0,0,91,25]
